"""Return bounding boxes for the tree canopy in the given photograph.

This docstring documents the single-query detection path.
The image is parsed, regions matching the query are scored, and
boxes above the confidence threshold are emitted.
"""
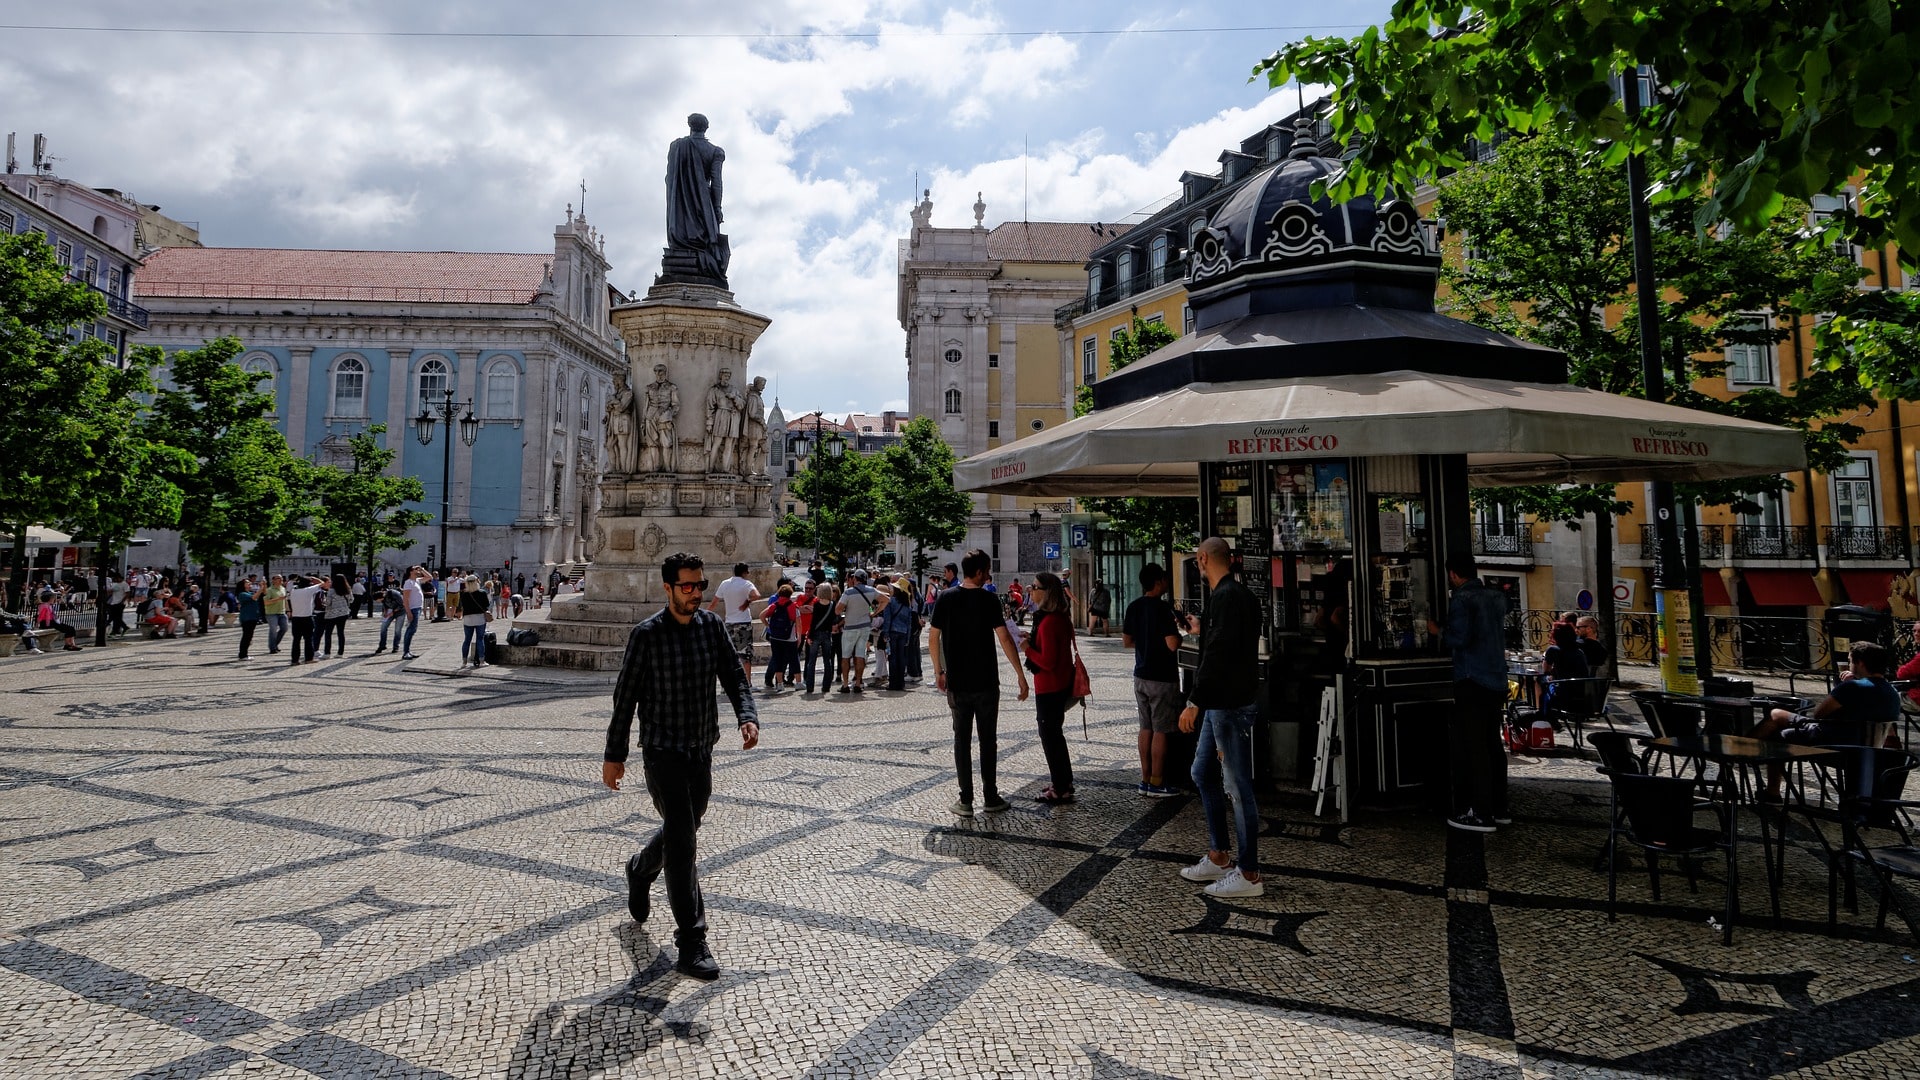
[878,416,971,582]
[309,424,429,573]
[1255,2,1920,257]
[775,436,890,578]
[1075,316,1198,562]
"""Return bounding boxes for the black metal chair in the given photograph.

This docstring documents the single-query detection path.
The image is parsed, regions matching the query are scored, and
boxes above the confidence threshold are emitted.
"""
[1544,676,1614,749]
[1606,771,1739,945]
[1814,746,1920,933]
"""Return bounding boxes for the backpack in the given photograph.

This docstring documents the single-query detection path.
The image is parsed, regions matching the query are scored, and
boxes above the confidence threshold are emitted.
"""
[766,597,795,641]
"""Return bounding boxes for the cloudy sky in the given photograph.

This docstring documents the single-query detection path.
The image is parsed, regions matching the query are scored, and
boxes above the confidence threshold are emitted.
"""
[2,1,1393,418]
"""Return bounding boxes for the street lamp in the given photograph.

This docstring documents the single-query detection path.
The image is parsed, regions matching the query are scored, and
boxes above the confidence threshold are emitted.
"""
[797,415,845,565]
[414,388,479,575]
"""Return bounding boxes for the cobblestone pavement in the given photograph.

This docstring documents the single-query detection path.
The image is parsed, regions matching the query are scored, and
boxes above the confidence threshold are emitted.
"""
[2,617,1918,1078]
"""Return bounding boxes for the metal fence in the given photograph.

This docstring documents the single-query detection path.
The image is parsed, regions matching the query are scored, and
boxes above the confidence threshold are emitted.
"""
[1505,608,1920,681]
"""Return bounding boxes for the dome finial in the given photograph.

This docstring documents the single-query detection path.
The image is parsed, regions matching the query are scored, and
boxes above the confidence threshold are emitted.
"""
[1289,112,1321,161]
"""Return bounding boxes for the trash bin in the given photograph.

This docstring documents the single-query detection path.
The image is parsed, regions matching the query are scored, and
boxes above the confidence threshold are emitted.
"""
[1823,603,1893,672]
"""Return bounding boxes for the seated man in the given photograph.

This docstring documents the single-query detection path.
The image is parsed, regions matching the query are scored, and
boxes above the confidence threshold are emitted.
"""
[1574,615,1609,670]
[1540,622,1592,711]
[1756,640,1901,800]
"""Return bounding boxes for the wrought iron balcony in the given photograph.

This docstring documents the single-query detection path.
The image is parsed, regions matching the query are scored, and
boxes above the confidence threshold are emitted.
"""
[68,271,150,329]
[1057,255,1192,323]
[1637,523,1726,560]
[1823,525,1913,562]
[1471,523,1532,560]
[1728,524,1817,561]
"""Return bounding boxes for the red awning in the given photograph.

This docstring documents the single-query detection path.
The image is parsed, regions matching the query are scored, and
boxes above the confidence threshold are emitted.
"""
[1838,570,1899,610]
[1699,573,1732,608]
[1742,569,1824,608]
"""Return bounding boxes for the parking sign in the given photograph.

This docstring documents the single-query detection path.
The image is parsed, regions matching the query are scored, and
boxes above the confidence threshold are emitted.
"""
[1042,541,1061,560]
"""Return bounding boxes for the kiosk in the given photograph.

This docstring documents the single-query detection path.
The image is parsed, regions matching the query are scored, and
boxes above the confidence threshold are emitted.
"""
[956,117,1809,817]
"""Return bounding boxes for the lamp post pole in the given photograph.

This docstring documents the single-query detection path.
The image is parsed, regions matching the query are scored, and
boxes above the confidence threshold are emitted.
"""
[415,389,479,576]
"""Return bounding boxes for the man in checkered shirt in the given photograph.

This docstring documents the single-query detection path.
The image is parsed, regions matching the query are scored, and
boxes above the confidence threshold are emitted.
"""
[603,551,760,981]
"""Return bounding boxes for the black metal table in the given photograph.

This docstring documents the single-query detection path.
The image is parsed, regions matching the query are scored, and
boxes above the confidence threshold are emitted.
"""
[1643,735,1839,941]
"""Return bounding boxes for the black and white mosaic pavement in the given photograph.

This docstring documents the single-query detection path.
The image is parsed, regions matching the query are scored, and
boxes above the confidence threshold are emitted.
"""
[3,620,1918,1078]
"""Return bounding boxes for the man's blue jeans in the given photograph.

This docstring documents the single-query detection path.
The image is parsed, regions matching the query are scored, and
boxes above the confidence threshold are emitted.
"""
[1191,704,1261,875]
[266,613,288,652]
[400,609,420,655]
[378,609,404,650]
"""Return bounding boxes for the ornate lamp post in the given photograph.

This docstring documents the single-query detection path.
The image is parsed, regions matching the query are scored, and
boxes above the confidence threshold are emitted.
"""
[797,415,845,564]
[414,388,479,574]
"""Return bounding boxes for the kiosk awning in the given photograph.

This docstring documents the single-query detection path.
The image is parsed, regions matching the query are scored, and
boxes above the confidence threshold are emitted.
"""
[956,371,1809,497]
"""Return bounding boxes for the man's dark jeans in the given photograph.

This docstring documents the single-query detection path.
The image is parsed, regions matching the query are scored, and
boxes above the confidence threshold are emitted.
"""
[948,688,1000,804]
[288,615,316,663]
[1450,679,1509,819]
[905,626,923,678]
[635,745,712,948]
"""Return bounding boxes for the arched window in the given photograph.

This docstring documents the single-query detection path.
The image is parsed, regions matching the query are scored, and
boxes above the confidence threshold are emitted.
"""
[1116,250,1134,291]
[580,381,592,428]
[332,356,367,417]
[943,388,962,415]
[554,371,568,425]
[416,357,450,412]
[484,359,518,419]
[242,355,277,413]
[1149,235,1170,286]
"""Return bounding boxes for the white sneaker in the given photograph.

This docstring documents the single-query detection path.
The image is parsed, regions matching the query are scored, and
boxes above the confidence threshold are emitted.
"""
[1203,868,1265,898]
[1178,855,1230,882]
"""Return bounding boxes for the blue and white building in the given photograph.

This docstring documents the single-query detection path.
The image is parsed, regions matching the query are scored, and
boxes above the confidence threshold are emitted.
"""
[136,209,626,578]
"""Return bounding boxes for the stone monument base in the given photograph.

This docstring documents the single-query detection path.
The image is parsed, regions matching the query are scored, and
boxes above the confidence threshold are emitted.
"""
[498,281,779,671]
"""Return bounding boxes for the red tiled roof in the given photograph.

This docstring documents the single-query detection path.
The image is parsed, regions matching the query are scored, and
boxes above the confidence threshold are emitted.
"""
[986,221,1125,263]
[137,247,550,304]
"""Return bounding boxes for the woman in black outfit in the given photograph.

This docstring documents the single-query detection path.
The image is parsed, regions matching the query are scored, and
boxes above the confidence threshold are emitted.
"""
[322,573,353,657]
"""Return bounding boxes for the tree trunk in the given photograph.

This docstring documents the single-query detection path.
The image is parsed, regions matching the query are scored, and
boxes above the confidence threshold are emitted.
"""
[93,544,112,646]
[1596,510,1617,682]
[7,526,27,613]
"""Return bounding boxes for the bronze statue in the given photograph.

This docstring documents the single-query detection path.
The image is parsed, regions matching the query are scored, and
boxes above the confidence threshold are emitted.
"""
[662,113,729,287]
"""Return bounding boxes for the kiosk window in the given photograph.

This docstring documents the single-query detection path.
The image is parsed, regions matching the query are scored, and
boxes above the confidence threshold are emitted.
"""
[1208,462,1254,538]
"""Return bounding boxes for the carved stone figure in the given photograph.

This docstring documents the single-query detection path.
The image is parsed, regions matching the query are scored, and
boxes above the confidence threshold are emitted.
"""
[740,375,768,476]
[704,368,744,473]
[662,113,729,286]
[604,372,637,475]
[640,364,678,472]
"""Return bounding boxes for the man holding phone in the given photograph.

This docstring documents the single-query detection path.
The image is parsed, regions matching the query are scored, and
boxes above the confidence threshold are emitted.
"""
[1175,537,1266,898]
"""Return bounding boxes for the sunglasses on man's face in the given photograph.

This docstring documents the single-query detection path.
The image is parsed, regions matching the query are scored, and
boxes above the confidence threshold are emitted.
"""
[671,579,710,594]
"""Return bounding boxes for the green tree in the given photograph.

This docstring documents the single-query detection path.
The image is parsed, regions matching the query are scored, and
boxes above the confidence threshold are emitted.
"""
[1254,1,1920,256]
[150,336,307,626]
[0,232,115,610]
[1073,316,1198,564]
[243,455,323,580]
[775,438,889,580]
[54,346,191,644]
[310,424,429,574]
[878,417,971,587]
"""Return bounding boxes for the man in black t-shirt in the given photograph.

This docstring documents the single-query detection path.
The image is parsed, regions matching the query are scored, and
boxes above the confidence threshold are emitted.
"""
[927,549,1029,819]
[1122,563,1182,797]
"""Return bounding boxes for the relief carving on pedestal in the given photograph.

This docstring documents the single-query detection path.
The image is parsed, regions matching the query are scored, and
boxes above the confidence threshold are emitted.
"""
[640,523,668,557]
[589,522,608,559]
[640,364,678,473]
[714,524,739,557]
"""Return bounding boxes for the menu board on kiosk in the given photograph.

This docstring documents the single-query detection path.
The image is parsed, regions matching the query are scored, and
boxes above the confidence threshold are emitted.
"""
[1360,456,1436,656]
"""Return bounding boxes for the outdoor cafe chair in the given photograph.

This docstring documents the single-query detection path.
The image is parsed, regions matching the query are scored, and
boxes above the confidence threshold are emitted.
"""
[1811,745,1920,932]
[1588,730,1645,872]
[1606,771,1739,944]
[1544,676,1614,750]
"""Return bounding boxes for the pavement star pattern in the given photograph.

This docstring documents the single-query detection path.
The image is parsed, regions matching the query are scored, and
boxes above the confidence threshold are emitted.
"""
[1,623,1918,1077]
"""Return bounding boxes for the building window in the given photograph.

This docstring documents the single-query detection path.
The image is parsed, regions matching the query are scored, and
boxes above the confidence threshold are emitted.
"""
[83,254,98,285]
[944,388,962,414]
[554,371,567,425]
[1081,337,1097,383]
[243,355,277,413]
[1811,192,1858,261]
[108,267,122,296]
[104,328,121,352]
[332,356,367,417]
[417,357,451,411]
[1116,250,1134,293]
[0,208,13,232]
[944,348,962,364]
[1723,315,1774,386]
[1144,313,1165,326]
[56,240,72,267]
[1831,456,1878,529]
[1149,235,1169,287]
[987,352,999,368]
[988,421,999,439]
[1182,304,1194,335]
[1088,263,1104,302]
[484,360,518,419]
[580,382,592,428]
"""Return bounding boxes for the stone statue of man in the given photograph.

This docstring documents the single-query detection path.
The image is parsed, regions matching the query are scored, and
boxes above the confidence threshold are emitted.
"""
[604,371,636,475]
[704,368,744,473]
[664,113,729,285]
[740,375,769,476]
[640,364,678,473]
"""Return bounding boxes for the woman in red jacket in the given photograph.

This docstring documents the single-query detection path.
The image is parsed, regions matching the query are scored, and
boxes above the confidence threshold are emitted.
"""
[1024,572,1078,804]
[1897,619,1920,710]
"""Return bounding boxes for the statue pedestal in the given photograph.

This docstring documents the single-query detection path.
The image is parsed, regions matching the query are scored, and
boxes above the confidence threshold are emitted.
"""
[497,283,779,671]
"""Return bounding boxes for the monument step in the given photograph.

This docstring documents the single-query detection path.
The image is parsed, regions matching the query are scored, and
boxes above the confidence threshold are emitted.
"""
[513,619,633,648]
[492,641,626,672]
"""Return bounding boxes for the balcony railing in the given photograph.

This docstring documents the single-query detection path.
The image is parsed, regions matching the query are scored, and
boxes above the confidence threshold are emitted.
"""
[1637,524,1727,560]
[69,272,150,329]
[1471,523,1533,560]
[1823,525,1912,562]
[1728,524,1816,561]
[1056,255,1191,323]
